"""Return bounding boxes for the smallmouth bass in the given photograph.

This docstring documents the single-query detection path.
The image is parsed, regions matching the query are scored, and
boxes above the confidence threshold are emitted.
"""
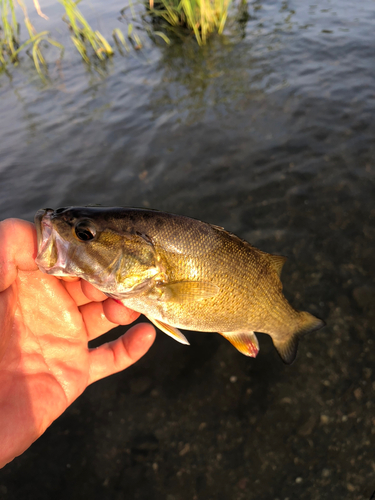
[34,207,325,363]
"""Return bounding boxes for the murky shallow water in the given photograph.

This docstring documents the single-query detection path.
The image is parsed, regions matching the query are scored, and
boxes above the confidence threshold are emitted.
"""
[1,0,375,498]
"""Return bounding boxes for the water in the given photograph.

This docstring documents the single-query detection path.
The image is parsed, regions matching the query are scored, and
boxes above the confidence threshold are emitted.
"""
[1,0,375,498]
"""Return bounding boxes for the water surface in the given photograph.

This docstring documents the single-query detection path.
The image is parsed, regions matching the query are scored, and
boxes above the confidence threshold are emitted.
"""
[1,0,375,499]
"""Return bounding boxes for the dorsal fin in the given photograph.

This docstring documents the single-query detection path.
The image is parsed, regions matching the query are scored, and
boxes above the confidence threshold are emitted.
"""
[268,255,287,277]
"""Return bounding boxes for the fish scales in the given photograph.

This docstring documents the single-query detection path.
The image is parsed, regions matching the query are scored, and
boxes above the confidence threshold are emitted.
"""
[125,218,267,331]
[34,207,325,363]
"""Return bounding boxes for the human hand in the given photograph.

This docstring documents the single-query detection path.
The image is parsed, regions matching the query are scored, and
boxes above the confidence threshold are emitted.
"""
[0,219,156,468]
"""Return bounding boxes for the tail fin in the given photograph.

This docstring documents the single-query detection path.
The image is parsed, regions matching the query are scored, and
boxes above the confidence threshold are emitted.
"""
[273,311,325,365]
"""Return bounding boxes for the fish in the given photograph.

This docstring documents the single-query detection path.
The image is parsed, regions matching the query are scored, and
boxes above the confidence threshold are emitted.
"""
[34,206,325,363]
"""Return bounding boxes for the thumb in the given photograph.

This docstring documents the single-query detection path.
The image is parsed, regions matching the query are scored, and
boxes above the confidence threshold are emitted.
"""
[0,219,38,292]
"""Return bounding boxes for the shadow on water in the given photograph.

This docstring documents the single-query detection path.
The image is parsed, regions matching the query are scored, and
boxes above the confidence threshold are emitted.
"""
[152,37,265,124]
[149,0,298,125]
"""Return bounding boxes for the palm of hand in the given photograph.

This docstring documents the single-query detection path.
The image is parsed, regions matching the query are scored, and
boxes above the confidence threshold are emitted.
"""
[0,219,155,467]
[4,271,91,428]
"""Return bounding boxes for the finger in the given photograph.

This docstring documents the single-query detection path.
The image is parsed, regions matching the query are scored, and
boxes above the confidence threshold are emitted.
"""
[0,285,17,362]
[81,280,107,302]
[88,323,156,384]
[63,279,91,306]
[102,298,140,325]
[80,301,119,340]
[80,300,140,340]
[61,276,80,282]
[0,219,38,292]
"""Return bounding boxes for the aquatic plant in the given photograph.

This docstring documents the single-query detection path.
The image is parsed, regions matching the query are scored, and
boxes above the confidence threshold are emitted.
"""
[0,0,63,79]
[0,0,114,77]
[0,0,238,78]
[59,0,113,62]
[148,0,232,45]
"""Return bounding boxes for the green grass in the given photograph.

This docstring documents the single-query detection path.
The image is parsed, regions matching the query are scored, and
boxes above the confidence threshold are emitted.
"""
[148,0,232,45]
[59,0,113,62]
[0,0,235,78]
[0,0,63,79]
[0,0,114,78]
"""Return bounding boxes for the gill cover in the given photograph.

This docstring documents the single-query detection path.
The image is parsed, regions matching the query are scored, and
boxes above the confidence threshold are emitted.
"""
[109,231,161,294]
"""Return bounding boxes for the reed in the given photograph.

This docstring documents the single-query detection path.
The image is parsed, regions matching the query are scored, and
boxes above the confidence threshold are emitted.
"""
[0,0,235,78]
[0,0,63,79]
[59,0,113,62]
[148,0,232,45]
[0,0,113,77]
[0,0,18,66]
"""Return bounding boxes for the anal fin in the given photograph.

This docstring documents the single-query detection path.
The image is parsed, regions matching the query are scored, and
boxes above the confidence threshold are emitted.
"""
[147,317,190,345]
[219,331,259,358]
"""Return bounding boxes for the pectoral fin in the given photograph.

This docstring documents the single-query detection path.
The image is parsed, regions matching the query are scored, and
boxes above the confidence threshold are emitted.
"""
[153,281,219,303]
[219,331,259,357]
[147,317,190,345]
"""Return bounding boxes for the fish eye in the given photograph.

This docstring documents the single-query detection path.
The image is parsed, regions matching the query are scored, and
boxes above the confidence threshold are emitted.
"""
[74,221,96,242]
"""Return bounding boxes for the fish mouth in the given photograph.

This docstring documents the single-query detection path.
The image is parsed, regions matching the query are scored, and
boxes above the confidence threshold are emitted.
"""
[34,208,70,276]
[35,209,54,257]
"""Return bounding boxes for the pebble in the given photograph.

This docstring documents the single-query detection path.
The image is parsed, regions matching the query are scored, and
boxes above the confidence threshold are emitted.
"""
[322,468,331,478]
[354,388,363,401]
[320,415,330,425]
[179,443,191,456]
